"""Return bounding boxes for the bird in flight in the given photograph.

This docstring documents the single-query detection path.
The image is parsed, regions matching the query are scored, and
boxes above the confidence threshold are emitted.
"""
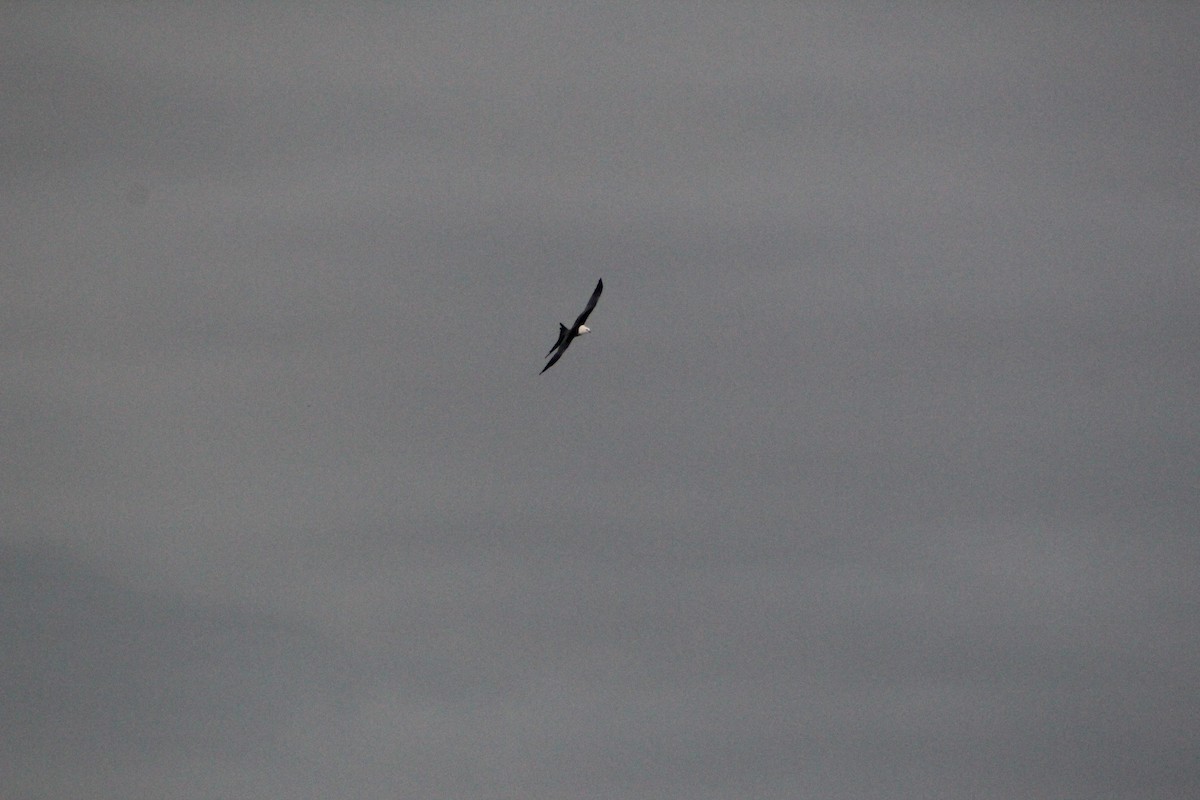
[541,278,603,374]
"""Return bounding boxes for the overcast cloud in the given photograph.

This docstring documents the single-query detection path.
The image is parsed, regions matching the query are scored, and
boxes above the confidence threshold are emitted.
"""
[3,3,1198,798]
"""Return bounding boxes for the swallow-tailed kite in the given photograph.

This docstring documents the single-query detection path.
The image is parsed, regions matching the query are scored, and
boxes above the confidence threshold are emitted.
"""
[541,279,603,374]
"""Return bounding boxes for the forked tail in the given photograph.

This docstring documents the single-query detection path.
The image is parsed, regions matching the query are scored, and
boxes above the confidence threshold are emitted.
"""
[545,323,568,358]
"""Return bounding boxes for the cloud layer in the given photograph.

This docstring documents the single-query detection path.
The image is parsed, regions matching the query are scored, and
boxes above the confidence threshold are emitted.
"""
[4,4,1198,798]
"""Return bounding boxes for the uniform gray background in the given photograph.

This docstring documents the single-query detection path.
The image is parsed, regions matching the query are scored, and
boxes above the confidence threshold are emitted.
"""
[4,4,1197,798]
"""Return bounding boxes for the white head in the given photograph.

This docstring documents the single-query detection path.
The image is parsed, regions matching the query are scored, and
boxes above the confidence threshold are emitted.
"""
[577,324,591,335]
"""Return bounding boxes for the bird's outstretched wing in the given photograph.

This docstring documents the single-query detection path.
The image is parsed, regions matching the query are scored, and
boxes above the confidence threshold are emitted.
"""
[541,343,568,374]
[571,278,604,330]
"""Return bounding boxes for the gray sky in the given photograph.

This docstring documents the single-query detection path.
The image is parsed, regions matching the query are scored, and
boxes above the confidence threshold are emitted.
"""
[4,3,1198,798]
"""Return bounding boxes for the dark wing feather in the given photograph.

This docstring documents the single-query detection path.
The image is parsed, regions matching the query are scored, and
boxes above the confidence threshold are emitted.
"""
[571,278,603,329]
[540,339,571,374]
